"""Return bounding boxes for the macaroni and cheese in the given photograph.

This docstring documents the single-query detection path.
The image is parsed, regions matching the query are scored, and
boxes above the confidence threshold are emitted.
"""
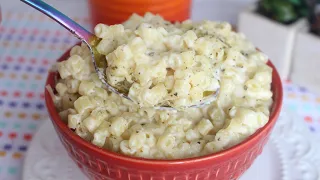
[51,13,273,159]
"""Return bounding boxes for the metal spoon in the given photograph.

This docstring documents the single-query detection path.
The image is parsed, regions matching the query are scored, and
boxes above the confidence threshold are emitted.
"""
[21,0,219,110]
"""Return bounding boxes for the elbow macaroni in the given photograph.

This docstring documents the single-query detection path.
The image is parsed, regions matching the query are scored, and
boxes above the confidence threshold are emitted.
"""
[52,13,273,159]
[98,17,223,109]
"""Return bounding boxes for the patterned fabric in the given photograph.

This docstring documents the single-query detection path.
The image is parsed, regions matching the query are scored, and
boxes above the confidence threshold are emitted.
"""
[0,9,319,180]
[283,80,320,137]
[0,10,90,180]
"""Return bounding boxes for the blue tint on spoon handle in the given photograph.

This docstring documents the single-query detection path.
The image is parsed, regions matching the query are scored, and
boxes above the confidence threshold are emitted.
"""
[20,0,93,41]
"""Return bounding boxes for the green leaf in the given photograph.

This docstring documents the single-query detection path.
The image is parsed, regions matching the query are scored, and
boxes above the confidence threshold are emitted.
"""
[261,0,273,12]
[272,1,298,23]
[298,8,309,17]
[288,0,302,5]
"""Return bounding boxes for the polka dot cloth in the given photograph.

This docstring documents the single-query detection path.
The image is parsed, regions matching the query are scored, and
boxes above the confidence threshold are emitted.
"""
[0,9,90,180]
[283,80,320,135]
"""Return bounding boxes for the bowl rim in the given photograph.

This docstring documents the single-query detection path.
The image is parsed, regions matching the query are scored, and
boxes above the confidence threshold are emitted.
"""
[45,44,283,165]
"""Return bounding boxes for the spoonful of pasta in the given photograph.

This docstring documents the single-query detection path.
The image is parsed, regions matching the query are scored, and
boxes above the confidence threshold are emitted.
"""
[21,0,220,110]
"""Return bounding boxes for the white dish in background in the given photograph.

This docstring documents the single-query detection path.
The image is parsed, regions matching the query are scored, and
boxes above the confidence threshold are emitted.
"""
[23,111,320,180]
[291,26,320,94]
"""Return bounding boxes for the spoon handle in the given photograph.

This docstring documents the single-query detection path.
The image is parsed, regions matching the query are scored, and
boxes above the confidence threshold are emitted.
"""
[21,0,93,41]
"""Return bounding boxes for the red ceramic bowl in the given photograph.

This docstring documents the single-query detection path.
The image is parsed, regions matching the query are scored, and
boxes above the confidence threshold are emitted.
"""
[45,44,283,180]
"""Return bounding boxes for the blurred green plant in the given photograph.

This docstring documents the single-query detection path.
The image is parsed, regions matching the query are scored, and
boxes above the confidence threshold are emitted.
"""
[257,0,310,24]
